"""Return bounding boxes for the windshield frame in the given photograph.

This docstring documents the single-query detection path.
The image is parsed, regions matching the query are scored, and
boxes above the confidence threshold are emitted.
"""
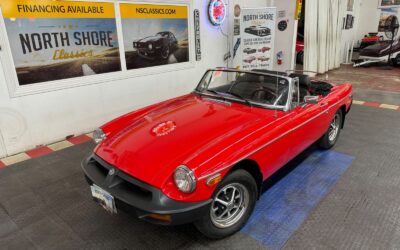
[194,68,294,112]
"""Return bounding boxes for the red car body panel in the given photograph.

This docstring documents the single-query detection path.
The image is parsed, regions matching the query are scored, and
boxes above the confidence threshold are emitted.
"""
[95,83,352,203]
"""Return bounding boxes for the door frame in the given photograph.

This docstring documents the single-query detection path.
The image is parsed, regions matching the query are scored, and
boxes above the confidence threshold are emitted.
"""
[0,130,7,158]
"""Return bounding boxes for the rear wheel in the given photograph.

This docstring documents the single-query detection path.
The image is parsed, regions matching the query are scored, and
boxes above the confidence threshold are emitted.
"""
[194,170,257,239]
[318,109,343,149]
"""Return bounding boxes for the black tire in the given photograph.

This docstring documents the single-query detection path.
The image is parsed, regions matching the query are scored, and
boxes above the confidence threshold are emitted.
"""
[161,46,170,59]
[194,170,257,239]
[391,55,400,66]
[318,109,343,149]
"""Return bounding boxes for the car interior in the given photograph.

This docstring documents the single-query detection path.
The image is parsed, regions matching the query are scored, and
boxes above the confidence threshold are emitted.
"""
[206,69,333,108]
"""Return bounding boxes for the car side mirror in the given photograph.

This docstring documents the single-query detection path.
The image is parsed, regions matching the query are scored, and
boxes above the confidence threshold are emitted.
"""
[304,96,319,105]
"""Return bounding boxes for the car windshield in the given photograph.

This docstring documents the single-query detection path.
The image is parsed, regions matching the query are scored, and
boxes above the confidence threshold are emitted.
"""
[195,70,290,109]
[156,32,168,37]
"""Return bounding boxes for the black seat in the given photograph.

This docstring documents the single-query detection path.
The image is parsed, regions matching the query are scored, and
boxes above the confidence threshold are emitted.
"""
[289,73,311,88]
[290,73,311,102]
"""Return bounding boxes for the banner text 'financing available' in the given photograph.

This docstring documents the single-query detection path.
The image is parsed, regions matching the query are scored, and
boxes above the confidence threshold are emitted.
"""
[16,4,105,14]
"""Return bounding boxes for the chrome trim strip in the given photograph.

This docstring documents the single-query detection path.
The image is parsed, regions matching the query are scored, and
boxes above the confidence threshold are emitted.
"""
[204,98,232,106]
[198,95,349,181]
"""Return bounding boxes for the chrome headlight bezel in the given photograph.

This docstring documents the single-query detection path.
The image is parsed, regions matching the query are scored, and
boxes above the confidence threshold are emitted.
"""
[173,165,197,193]
[93,128,106,144]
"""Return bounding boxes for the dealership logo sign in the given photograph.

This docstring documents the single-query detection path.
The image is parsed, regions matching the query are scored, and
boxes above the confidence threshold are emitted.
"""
[208,0,226,26]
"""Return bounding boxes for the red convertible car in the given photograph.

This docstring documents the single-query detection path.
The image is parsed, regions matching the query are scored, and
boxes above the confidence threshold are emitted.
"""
[82,69,353,239]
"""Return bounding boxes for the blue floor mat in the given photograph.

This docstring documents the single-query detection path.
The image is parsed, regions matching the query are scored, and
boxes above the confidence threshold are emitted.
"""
[241,149,354,250]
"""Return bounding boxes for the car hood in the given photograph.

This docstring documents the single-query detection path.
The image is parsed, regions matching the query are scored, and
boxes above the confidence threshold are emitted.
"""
[95,94,278,188]
[137,36,161,43]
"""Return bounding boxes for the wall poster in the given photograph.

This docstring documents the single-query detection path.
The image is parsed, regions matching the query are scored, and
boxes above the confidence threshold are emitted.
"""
[240,8,276,70]
[379,0,400,8]
[0,0,121,85]
[120,3,189,70]
[379,8,399,33]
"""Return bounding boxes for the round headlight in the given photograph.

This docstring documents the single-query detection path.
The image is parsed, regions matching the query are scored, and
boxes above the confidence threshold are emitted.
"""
[173,165,196,193]
[148,44,153,50]
[93,128,106,144]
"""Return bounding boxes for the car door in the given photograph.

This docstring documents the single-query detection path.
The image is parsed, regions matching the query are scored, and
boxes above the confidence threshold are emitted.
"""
[288,91,332,158]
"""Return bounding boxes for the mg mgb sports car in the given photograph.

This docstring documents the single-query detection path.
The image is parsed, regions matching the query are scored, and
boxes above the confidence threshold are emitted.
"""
[82,69,353,239]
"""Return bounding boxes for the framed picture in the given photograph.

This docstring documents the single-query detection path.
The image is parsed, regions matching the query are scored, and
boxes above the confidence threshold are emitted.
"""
[379,0,400,8]
[0,0,194,97]
[119,2,190,70]
[1,0,122,86]
[345,14,353,29]
[378,8,399,32]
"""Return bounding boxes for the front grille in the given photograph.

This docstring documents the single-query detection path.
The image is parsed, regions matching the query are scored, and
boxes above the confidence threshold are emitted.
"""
[91,157,153,200]
[93,160,109,177]
[135,43,147,48]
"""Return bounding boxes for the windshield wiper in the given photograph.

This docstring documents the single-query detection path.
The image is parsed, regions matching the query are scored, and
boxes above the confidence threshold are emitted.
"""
[206,89,222,96]
[226,92,252,107]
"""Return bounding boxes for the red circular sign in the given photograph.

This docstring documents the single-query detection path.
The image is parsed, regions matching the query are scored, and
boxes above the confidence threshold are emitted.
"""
[209,0,226,26]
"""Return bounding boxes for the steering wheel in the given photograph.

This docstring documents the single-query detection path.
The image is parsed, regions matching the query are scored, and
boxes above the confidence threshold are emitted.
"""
[230,81,277,103]
[251,88,277,103]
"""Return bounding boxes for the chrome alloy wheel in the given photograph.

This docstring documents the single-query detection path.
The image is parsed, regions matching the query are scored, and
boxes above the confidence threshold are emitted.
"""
[210,183,249,229]
[328,113,340,142]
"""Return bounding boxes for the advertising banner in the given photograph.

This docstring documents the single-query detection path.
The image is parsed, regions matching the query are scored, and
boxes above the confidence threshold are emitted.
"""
[120,3,189,70]
[379,0,400,8]
[0,0,121,85]
[241,8,276,71]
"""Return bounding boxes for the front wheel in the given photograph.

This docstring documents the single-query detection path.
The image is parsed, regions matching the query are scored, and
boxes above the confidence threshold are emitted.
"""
[161,46,170,59]
[318,109,343,149]
[194,170,257,239]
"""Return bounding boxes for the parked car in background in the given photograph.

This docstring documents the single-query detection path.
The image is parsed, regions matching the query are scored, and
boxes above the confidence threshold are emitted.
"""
[243,48,257,54]
[245,26,271,37]
[133,31,178,60]
[82,69,353,239]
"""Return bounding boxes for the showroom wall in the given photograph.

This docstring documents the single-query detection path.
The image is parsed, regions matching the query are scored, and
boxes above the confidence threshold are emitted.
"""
[341,0,362,62]
[356,0,381,42]
[0,0,297,157]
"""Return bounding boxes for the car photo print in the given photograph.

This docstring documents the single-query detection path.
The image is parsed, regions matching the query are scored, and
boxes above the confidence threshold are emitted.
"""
[133,31,178,60]
[244,26,271,37]
[82,69,353,239]
[257,56,270,62]
[258,47,271,53]
[243,48,257,54]
[243,56,257,64]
